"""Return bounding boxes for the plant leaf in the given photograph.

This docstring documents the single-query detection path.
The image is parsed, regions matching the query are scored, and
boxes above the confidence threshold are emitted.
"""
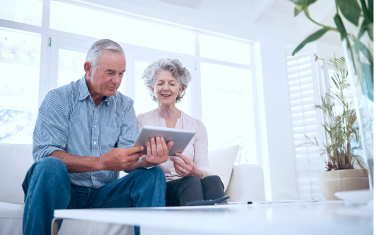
[357,19,373,41]
[358,19,368,38]
[292,28,330,55]
[306,0,317,7]
[338,0,361,26]
[359,0,372,23]
[366,23,373,41]
[333,14,348,41]
[289,0,317,15]
[294,7,303,16]
[368,0,373,22]
[289,0,317,6]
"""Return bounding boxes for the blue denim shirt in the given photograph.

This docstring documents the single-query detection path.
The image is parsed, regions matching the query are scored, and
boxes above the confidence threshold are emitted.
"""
[33,75,139,188]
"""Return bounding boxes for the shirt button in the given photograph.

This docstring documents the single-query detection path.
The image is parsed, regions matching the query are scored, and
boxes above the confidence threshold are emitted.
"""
[94,125,97,128]
[94,141,97,145]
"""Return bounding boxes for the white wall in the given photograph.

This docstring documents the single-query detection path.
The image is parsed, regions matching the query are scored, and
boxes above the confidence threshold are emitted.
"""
[80,0,333,46]
[314,41,344,61]
[252,35,298,200]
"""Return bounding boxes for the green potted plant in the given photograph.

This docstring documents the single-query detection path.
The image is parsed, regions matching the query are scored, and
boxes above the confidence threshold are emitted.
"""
[301,57,369,200]
[288,0,374,189]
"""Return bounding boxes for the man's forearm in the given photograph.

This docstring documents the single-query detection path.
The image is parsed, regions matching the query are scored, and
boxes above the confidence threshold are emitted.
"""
[49,151,102,173]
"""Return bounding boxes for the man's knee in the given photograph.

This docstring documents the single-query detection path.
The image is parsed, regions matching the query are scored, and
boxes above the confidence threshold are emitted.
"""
[35,157,68,175]
[148,166,165,178]
[23,157,70,198]
[128,166,166,186]
[135,166,165,179]
[29,157,70,186]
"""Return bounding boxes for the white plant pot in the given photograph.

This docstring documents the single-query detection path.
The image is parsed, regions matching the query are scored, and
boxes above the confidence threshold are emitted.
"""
[318,169,370,200]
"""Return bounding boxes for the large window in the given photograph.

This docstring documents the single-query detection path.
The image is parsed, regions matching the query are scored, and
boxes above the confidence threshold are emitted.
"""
[0,0,42,26]
[0,28,41,143]
[0,0,256,164]
[200,63,255,163]
[50,1,195,55]
[199,34,251,65]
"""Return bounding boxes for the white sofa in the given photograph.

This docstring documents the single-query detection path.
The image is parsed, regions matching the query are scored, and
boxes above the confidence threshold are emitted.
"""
[0,144,266,235]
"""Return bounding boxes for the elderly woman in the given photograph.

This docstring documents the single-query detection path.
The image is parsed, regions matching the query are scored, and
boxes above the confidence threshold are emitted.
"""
[137,59,225,206]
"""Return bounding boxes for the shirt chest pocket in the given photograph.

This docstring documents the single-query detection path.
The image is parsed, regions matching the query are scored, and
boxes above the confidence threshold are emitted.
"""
[100,127,121,154]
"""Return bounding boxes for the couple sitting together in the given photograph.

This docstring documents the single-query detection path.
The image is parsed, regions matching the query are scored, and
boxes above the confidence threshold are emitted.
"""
[22,39,224,235]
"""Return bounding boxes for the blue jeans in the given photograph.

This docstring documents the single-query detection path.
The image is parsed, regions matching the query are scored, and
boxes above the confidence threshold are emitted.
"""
[22,157,166,235]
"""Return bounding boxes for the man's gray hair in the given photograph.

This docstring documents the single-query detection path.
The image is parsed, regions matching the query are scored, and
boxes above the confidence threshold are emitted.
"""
[142,59,192,103]
[86,39,124,68]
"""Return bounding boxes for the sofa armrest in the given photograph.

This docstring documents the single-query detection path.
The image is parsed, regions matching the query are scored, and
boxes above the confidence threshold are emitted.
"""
[225,164,266,202]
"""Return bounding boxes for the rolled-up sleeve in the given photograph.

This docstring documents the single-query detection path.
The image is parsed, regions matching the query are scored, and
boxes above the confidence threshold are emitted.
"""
[32,89,70,162]
[117,99,139,149]
[193,120,212,175]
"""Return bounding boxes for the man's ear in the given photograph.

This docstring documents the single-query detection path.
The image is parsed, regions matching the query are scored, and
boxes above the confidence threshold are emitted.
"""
[84,62,92,77]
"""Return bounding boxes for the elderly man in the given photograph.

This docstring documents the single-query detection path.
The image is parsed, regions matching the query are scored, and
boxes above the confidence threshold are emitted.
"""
[22,39,172,235]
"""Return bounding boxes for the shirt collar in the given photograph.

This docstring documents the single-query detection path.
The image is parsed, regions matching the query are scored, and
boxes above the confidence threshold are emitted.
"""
[103,96,110,106]
[79,75,111,106]
[79,75,90,101]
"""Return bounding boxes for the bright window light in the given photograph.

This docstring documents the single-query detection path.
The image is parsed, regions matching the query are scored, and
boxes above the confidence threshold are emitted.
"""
[0,0,42,26]
[134,61,190,116]
[50,1,195,55]
[199,34,251,65]
[57,49,86,87]
[0,28,41,144]
[201,62,256,164]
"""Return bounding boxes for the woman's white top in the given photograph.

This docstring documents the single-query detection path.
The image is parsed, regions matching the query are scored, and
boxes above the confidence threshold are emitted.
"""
[137,109,212,182]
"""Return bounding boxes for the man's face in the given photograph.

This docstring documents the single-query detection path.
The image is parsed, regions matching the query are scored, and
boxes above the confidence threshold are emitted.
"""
[85,51,125,98]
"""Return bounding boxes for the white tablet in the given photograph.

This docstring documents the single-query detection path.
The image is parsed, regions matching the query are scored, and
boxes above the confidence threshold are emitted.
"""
[133,126,196,156]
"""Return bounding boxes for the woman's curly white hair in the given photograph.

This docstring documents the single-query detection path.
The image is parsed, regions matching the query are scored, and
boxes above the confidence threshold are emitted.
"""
[142,58,192,103]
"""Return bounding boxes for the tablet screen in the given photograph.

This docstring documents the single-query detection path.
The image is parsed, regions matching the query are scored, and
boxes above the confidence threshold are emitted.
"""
[133,126,196,156]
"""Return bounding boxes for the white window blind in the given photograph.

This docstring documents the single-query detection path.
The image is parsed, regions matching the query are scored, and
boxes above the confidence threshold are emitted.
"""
[286,52,325,200]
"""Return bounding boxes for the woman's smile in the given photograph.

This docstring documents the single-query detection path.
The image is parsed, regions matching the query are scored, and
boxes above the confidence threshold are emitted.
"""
[161,94,172,98]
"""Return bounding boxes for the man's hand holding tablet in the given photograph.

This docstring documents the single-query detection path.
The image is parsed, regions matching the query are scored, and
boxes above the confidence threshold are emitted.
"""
[98,147,145,171]
[142,137,174,167]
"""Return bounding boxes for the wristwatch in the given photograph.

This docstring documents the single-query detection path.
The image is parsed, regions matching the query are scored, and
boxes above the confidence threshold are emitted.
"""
[140,155,154,169]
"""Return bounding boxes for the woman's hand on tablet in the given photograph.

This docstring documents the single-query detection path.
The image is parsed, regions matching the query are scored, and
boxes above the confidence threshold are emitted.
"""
[171,153,200,177]
[143,137,174,167]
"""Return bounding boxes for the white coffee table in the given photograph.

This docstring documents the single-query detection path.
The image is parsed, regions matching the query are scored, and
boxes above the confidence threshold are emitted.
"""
[52,201,373,235]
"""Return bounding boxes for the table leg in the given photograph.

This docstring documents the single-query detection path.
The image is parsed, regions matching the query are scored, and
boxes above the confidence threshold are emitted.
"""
[51,218,61,235]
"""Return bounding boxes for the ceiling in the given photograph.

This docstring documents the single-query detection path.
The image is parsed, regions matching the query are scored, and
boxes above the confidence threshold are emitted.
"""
[109,0,342,46]
[270,0,294,16]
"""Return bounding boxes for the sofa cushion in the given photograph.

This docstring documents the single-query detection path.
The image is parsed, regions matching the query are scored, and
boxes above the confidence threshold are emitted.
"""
[0,144,34,204]
[225,164,266,202]
[0,202,134,235]
[208,145,239,191]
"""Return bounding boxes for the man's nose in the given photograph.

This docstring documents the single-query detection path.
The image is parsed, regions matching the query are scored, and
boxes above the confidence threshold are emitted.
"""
[112,75,122,84]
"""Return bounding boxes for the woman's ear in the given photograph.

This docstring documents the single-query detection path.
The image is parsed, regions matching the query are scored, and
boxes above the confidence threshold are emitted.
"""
[151,86,157,98]
[179,84,183,93]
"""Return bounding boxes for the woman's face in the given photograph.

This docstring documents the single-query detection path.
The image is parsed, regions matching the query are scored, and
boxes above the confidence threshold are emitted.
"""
[151,70,182,107]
